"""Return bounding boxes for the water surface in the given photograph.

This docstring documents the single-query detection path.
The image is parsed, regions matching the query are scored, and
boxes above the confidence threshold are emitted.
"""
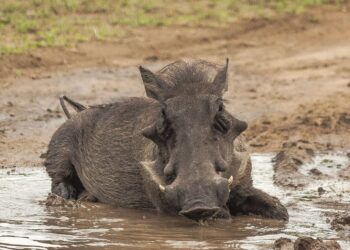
[0,154,349,249]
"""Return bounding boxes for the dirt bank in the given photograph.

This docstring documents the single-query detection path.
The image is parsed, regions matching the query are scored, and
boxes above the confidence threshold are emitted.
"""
[0,4,350,167]
[273,236,341,250]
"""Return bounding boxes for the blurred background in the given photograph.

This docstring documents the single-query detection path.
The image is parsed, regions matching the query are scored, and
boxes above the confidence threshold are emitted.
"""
[0,0,347,54]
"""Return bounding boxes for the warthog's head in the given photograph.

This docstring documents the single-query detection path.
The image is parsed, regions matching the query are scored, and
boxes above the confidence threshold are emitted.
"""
[139,59,247,221]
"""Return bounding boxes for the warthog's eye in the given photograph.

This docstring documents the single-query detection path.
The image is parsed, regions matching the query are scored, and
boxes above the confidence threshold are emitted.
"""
[213,103,230,134]
[164,160,177,184]
[215,159,227,173]
[218,102,224,112]
[165,172,177,184]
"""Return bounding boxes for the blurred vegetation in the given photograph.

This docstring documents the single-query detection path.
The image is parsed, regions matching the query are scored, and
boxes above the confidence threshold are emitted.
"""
[0,0,345,54]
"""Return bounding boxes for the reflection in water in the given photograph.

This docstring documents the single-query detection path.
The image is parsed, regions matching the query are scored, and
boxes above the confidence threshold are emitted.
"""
[0,154,349,249]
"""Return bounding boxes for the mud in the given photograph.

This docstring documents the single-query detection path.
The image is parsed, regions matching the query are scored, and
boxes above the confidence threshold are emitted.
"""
[0,154,349,249]
[331,213,350,232]
[273,140,316,188]
[273,236,341,250]
[0,3,350,249]
[1,5,350,168]
[273,144,350,190]
[0,67,145,167]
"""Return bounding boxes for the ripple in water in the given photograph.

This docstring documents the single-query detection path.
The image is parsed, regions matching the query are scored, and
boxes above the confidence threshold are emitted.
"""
[0,154,349,249]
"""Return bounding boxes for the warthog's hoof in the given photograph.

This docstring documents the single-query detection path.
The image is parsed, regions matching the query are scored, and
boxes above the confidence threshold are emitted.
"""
[52,182,77,200]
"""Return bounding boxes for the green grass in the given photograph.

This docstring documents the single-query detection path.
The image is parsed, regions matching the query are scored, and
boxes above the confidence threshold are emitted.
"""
[0,0,344,55]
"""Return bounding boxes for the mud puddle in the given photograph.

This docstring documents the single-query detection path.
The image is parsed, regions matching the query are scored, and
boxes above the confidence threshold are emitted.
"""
[0,154,349,249]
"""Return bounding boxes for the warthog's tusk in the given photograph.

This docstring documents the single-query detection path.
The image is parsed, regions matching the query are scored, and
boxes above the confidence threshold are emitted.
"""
[140,161,166,193]
[228,176,233,188]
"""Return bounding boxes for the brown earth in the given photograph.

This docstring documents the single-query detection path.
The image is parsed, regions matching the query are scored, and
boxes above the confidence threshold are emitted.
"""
[273,236,341,250]
[331,212,350,231]
[0,4,350,168]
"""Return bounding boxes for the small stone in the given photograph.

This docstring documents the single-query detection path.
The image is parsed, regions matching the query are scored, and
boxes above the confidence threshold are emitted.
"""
[144,55,158,61]
[338,112,350,125]
[40,152,47,159]
[331,212,350,231]
[309,168,322,176]
[273,237,293,249]
[247,88,257,93]
[318,187,326,195]
[294,237,340,250]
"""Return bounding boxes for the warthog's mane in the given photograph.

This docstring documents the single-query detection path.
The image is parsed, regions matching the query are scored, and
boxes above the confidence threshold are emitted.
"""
[156,59,223,96]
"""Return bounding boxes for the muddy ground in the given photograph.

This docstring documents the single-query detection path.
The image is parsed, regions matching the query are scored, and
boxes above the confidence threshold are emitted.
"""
[1,4,349,167]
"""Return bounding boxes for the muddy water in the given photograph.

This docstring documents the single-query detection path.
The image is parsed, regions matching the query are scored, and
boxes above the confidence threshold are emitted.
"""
[0,154,349,250]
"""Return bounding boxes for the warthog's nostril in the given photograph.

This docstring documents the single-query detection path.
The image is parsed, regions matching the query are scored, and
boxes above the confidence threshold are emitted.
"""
[179,205,220,221]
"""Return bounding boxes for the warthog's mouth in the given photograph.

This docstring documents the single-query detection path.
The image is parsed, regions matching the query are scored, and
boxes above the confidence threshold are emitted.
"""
[179,202,220,221]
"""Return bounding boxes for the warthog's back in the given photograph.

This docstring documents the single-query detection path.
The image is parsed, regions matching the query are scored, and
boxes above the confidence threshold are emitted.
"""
[70,97,161,208]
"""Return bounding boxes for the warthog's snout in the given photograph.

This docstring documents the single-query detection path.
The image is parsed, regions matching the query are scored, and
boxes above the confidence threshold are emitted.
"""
[163,175,231,221]
[179,203,220,220]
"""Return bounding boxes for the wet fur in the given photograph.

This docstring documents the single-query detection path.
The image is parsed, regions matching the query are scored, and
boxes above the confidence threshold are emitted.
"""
[45,60,288,220]
[46,97,159,208]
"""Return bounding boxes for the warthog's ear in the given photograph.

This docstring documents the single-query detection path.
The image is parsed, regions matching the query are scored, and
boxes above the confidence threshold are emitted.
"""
[233,116,248,135]
[142,122,168,147]
[142,123,157,141]
[211,58,229,96]
[139,66,168,102]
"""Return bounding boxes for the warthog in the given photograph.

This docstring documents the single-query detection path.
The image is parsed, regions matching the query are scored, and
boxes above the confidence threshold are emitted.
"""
[45,59,288,221]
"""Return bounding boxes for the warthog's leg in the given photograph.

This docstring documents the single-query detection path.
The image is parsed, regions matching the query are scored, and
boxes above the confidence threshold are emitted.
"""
[44,124,87,200]
[46,157,83,200]
[52,182,77,200]
[227,186,289,221]
[45,157,97,201]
